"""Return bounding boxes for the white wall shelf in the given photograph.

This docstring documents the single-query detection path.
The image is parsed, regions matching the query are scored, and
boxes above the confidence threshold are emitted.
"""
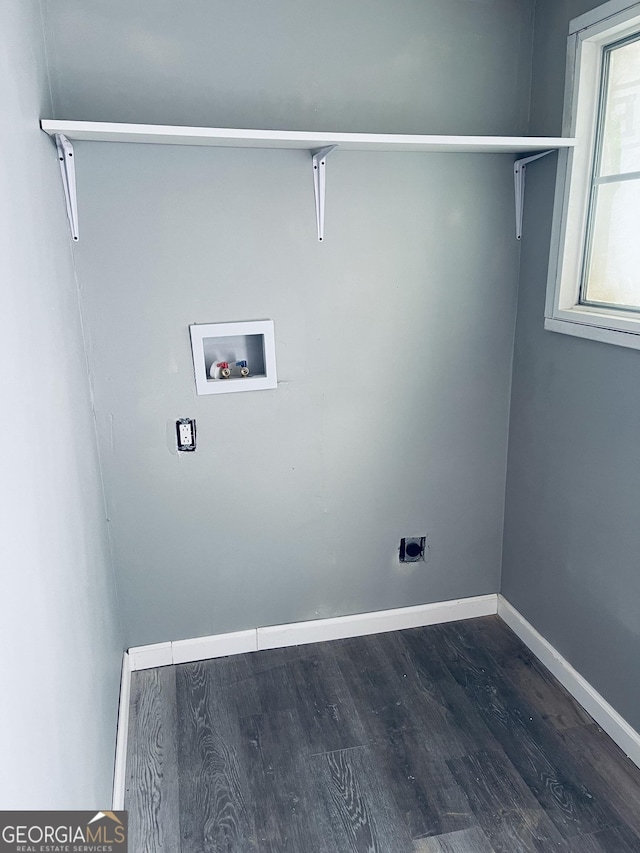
[41,120,575,154]
[40,120,577,242]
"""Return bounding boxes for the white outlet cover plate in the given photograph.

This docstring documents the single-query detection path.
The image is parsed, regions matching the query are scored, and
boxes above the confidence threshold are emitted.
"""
[178,422,193,446]
[189,320,277,396]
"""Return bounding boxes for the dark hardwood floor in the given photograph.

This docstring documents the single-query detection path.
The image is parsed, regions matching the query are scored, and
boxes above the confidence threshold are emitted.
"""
[125,616,640,852]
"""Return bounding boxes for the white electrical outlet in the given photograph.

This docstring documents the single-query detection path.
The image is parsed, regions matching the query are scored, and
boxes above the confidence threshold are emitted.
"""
[176,419,196,451]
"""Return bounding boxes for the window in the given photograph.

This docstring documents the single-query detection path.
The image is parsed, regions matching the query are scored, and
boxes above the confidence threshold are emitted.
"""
[545,0,640,349]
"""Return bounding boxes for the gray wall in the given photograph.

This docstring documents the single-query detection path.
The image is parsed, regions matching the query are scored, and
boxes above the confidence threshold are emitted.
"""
[43,0,533,135]
[503,0,640,731]
[0,0,123,808]
[40,0,535,647]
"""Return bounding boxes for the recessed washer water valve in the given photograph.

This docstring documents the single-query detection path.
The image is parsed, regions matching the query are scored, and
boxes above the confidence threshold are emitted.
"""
[217,361,231,378]
[236,360,250,377]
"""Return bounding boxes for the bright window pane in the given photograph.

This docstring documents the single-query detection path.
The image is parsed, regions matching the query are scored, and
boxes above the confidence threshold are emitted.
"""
[600,36,640,176]
[583,178,640,308]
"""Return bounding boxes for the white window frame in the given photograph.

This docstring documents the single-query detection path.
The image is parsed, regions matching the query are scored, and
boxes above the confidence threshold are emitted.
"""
[545,0,640,350]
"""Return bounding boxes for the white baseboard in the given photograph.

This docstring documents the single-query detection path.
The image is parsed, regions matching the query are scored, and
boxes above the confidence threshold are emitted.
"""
[128,593,498,670]
[112,651,131,810]
[172,629,257,664]
[498,595,640,769]
[257,594,498,651]
[128,641,172,671]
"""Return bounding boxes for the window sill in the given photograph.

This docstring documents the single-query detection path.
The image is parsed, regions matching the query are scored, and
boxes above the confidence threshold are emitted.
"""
[544,317,640,350]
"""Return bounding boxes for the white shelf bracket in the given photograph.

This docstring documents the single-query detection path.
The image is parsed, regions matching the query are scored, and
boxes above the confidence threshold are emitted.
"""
[513,150,553,240]
[55,133,79,241]
[312,145,337,242]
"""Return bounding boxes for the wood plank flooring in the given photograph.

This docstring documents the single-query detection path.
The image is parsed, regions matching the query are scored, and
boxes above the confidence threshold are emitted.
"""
[125,616,640,852]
